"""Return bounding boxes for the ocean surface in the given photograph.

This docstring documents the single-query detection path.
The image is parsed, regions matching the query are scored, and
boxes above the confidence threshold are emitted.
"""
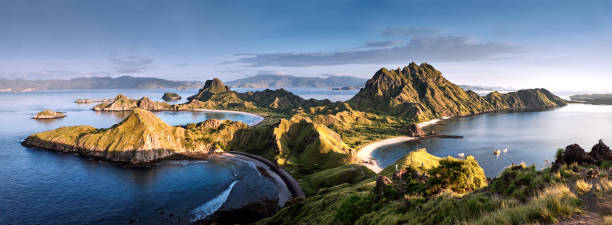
[1,87,607,224]
[373,103,612,176]
[0,89,296,225]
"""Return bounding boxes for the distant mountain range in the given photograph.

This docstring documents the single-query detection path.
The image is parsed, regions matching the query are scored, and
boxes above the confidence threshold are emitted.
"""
[226,74,368,88]
[0,76,203,92]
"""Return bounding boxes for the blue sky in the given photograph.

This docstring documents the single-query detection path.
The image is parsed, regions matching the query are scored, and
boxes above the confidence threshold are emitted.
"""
[1,0,611,91]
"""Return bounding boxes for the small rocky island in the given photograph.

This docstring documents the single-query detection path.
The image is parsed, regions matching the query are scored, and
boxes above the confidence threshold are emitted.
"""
[32,110,66,119]
[161,92,181,101]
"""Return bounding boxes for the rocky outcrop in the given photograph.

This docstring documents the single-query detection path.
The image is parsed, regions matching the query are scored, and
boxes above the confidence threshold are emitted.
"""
[589,140,612,163]
[406,123,425,137]
[23,108,247,164]
[348,62,567,121]
[161,92,181,101]
[32,110,66,119]
[93,94,171,111]
[561,144,593,165]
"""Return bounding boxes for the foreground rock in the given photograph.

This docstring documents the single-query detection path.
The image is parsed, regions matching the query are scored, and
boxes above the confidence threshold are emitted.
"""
[93,94,171,111]
[23,108,247,164]
[553,140,612,170]
[32,110,66,119]
[161,92,181,101]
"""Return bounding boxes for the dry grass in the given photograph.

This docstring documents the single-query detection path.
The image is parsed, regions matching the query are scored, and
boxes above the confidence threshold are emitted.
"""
[466,184,582,225]
[604,216,612,225]
[575,179,592,195]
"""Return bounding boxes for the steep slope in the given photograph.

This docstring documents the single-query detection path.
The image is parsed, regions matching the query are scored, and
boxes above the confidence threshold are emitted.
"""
[93,94,171,111]
[229,116,355,174]
[23,108,247,163]
[348,62,566,121]
[180,78,330,111]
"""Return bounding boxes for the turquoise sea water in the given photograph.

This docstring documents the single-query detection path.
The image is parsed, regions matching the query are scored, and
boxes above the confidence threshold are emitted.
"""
[373,103,612,176]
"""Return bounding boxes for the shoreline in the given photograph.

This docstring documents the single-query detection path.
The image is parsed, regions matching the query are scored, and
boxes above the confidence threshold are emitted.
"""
[356,117,449,173]
[190,109,265,126]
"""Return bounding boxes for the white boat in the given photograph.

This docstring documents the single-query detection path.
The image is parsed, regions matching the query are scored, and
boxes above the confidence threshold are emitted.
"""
[493,149,501,155]
[457,153,465,158]
[503,148,508,153]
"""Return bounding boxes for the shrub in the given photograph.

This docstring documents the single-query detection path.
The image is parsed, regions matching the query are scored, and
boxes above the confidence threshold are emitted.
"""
[427,156,487,194]
[335,194,373,225]
[490,165,561,201]
[468,185,582,225]
[555,148,564,162]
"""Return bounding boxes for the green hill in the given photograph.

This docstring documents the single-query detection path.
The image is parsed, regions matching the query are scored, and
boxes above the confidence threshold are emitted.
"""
[23,108,247,163]
[348,62,566,121]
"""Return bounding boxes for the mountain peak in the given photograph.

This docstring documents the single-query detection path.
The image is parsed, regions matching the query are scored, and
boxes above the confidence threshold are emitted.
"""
[203,78,231,94]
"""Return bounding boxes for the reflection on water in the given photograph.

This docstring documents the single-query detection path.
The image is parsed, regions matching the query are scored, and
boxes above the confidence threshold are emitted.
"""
[373,104,612,177]
[0,89,284,225]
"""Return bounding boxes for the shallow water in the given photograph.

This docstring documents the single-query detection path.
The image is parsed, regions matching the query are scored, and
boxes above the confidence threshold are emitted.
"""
[373,104,612,176]
[0,89,280,225]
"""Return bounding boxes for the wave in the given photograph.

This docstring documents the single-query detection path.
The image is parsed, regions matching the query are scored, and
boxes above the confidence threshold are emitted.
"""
[191,180,238,222]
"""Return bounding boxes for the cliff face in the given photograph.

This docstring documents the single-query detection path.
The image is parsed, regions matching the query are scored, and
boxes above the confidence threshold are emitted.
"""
[348,62,566,121]
[23,108,247,163]
[93,94,171,111]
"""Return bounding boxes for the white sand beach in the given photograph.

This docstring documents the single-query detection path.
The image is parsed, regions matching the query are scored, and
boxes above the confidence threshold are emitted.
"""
[356,117,449,173]
[192,109,265,125]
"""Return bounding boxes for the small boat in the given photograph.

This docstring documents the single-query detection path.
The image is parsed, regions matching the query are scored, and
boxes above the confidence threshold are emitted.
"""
[493,149,501,155]
[457,153,465,158]
[503,148,508,153]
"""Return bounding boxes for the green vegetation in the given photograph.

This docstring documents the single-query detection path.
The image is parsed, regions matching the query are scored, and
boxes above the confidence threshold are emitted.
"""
[489,163,562,201]
[24,108,248,163]
[26,63,581,224]
[347,63,566,122]
[253,146,612,225]
[32,110,66,119]
[299,164,375,195]
[161,92,181,101]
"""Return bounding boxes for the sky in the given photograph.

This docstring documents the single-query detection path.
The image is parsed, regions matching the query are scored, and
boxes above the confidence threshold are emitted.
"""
[1,0,612,92]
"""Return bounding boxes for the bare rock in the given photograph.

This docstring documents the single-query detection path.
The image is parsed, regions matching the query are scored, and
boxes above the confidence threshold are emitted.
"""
[589,139,612,163]
[406,123,425,137]
[562,144,593,165]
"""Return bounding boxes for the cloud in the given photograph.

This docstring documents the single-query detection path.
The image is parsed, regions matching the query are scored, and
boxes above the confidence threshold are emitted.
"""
[227,36,522,67]
[175,63,189,67]
[382,27,440,37]
[362,40,403,48]
[107,55,153,73]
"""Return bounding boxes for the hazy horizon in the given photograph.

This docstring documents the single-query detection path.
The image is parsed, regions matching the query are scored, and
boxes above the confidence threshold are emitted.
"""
[2,0,611,92]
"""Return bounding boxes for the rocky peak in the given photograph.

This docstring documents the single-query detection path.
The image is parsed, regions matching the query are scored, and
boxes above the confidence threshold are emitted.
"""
[203,78,231,94]
[118,108,171,130]
[187,78,232,101]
